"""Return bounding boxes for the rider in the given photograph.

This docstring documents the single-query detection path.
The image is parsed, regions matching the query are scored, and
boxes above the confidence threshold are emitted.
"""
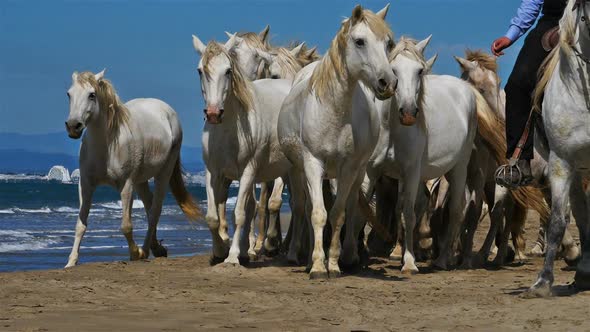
[492,0,567,186]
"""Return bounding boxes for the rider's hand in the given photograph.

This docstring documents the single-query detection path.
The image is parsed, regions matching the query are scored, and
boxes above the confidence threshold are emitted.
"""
[491,37,513,56]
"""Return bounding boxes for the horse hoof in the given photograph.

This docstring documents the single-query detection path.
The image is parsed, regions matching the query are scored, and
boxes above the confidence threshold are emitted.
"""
[339,260,361,274]
[471,254,487,268]
[64,262,77,269]
[329,269,343,278]
[390,249,403,261]
[248,252,258,262]
[151,245,168,258]
[431,259,447,271]
[459,261,473,270]
[528,243,544,257]
[237,256,250,266]
[209,256,226,266]
[522,282,552,298]
[401,265,419,275]
[309,270,329,280]
[138,248,148,260]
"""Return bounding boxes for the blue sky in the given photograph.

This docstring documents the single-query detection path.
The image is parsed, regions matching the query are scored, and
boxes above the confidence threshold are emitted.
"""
[1,0,527,147]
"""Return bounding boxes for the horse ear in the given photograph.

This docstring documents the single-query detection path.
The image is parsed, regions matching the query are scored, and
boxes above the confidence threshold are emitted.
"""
[259,25,270,44]
[256,48,273,64]
[290,42,305,57]
[72,72,78,82]
[426,54,438,73]
[454,55,477,72]
[95,69,106,81]
[351,5,363,25]
[224,31,233,39]
[415,35,432,55]
[224,33,241,51]
[376,3,390,19]
[192,35,206,54]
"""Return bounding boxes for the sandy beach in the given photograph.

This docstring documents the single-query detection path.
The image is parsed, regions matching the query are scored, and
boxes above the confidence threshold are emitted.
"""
[1,215,588,332]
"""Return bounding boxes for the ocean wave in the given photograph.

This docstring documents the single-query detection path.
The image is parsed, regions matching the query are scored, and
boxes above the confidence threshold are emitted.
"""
[0,174,47,181]
[0,238,59,253]
[54,206,79,213]
[46,245,124,250]
[0,209,15,214]
[13,207,52,214]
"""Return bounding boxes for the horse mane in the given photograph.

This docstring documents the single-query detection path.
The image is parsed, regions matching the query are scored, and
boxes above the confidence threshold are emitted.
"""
[202,41,254,111]
[390,37,427,110]
[532,0,577,114]
[76,72,129,144]
[465,49,502,85]
[236,31,270,51]
[309,8,392,101]
[269,46,304,78]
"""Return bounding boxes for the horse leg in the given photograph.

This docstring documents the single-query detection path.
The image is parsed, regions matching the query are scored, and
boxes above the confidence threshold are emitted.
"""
[65,179,95,268]
[254,182,270,254]
[303,158,328,279]
[119,180,142,260]
[492,198,515,266]
[205,171,230,263]
[575,179,590,288]
[474,184,505,266]
[242,187,257,263]
[341,173,367,269]
[397,171,420,274]
[286,172,305,264]
[225,166,256,265]
[135,182,166,258]
[510,202,528,262]
[460,188,481,269]
[325,169,360,278]
[433,162,468,270]
[527,153,573,297]
[264,177,285,255]
[563,175,585,266]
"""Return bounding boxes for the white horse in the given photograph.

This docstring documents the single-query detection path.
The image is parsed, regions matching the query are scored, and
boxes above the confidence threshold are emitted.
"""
[64,70,201,268]
[526,0,590,296]
[191,34,293,264]
[278,4,396,278]
[223,28,290,257]
[363,37,501,273]
[455,50,578,267]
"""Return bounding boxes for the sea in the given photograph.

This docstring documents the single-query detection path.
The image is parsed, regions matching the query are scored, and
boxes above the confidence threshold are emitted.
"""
[0,172,253,272]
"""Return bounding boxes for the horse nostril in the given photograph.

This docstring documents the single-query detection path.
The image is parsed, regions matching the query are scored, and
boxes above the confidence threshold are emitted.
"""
[203,109,208,115]
[399,107,404,113]
[219,109,225,116]
[75,123,83,130]
[378,78,388,89]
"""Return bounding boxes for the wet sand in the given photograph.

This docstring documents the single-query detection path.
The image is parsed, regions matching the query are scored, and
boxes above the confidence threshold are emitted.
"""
[1,215,588,331]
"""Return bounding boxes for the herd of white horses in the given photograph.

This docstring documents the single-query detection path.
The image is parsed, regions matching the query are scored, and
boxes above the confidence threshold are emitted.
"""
[63,1,590,297]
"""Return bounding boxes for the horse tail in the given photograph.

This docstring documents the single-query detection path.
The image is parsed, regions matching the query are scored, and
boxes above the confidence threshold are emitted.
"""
[471,86,507,166]
[510,201,528,256]
[471,86,550,222]
[170,157,202,221]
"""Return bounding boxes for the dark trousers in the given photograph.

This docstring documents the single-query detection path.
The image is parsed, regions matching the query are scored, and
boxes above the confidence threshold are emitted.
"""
[505,18,560,160]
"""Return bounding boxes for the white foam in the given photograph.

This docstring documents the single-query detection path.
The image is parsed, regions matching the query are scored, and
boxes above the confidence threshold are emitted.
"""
[0,174,46,181]
[0,238,58,253]
[98,200,145,210]
[0,209,15,214]
[54,206,79,213]
[13,207,52,214]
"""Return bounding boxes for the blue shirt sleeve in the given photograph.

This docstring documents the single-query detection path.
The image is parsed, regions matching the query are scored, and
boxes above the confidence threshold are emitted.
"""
[505,0,544,42]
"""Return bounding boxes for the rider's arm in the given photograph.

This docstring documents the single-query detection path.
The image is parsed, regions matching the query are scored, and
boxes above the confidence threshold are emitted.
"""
[505,0,544,42]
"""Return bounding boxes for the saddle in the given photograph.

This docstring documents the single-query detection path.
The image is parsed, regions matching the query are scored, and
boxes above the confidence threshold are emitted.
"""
[541,26,560,52]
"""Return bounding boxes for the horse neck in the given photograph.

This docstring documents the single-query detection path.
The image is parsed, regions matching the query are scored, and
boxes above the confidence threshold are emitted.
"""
[84,111,112,156]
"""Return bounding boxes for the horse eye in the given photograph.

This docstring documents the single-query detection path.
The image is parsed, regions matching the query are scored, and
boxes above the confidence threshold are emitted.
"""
[387,40,394,51]
[418,68,424,75]
[355,38,365,48]
[225,68,232,76]
[89,92,96,100]
[271,75,280,79]
[66,92,70,98]
[197,68,203,75]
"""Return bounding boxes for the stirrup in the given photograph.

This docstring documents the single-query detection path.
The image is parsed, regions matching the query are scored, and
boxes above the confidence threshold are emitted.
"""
[495,158,527,189]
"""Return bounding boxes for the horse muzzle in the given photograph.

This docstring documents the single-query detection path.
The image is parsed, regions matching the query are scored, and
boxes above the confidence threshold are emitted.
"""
[65,120,84,139]
[399,109,418,126]
[204,107,224,125]
[374,78,395,100]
